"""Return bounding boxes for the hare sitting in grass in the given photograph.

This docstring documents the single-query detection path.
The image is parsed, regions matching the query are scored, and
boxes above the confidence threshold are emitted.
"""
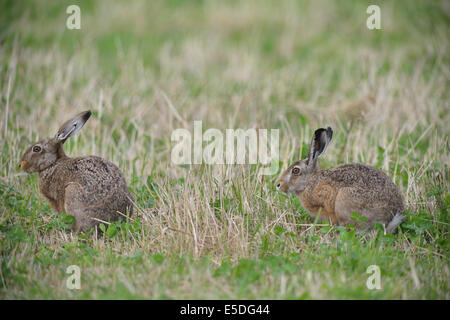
[20,110,134,232]
[276,127,405,233]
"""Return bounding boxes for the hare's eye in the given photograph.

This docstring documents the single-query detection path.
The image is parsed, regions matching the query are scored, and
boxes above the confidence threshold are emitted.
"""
[292,167,300,175]
[32,145,41,153]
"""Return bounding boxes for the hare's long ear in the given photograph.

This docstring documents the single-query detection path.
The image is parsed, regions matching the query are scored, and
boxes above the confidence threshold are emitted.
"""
[55,110,92,143]
[306,127,333,169]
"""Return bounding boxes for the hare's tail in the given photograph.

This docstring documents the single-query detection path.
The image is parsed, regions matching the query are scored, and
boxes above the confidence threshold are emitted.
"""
[386,212,406,234]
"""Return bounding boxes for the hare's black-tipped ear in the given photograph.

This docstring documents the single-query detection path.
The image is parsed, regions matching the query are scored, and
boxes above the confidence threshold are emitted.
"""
[306,126,333,168]
[55,110,92,143]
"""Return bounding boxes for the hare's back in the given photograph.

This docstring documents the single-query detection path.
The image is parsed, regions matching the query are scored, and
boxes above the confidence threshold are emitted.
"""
[317,163,404,222]
[324,163,398,191]
[322,163,404,210]
[64,156,129,194]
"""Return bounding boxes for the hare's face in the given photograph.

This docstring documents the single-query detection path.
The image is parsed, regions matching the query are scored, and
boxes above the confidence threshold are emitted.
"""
[276,127,333,194]
[276,160,312,194]
[20,110,92,173]
[20,139,60,173]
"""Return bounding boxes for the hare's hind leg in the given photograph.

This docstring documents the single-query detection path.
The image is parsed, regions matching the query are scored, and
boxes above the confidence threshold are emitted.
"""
[64,183,97,232]
[335,187,389,229]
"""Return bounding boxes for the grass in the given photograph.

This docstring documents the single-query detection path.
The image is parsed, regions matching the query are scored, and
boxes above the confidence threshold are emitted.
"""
[0,0,449,299]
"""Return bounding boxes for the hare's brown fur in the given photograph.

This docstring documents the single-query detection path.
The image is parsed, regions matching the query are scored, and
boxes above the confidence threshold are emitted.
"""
[39,155,133,232]
[20,111,133,233]
[277,127,405,232]
[298,163,404,228]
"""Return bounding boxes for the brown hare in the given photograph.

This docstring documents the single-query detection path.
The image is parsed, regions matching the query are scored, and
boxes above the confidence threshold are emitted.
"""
[276,127,405,233]
[20,110,134,233]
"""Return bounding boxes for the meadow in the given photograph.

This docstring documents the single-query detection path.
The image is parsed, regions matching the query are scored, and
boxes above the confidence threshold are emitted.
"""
[0,0,449,299]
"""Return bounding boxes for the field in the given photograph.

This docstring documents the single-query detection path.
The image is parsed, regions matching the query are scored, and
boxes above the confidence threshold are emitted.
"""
[0,0,449,299]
